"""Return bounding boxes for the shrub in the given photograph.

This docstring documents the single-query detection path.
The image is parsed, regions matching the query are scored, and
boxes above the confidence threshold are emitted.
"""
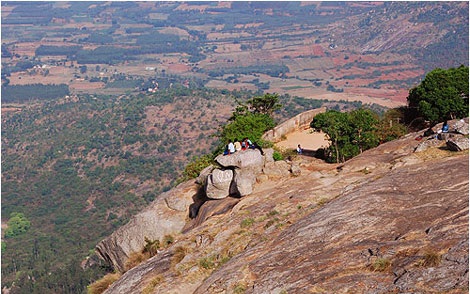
[272,151,283,161]
[162,234,175,247]
[142,237,160,257]
[199,256,216,270]
[181,154,214,181]
[240,218,255,228]
[171,246,187,267]
[370,258,391,272]
[420,250,442,267]
[87,273,121,294]
[233,283,247,294]
[4,212,31,238]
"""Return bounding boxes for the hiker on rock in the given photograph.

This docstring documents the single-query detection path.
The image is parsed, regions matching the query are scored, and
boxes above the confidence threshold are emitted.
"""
[224,140,236,155]
[234,138,242,152]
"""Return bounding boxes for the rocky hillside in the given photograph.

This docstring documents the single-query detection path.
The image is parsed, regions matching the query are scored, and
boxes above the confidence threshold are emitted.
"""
[97,119,469,293]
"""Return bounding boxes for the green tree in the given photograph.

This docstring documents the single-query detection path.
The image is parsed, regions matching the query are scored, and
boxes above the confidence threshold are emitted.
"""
[219,112,275,147]
[219,93,281,148]
[246,93,282,116]
[311,109,380,163]
[4,212,31,238]
[311,110,350,163]
[348,109,380,153]
[375,108,407,143]
[407,65,469,123]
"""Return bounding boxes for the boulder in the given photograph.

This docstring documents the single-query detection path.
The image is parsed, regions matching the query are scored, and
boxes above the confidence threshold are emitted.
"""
[205,168,233,199]
[215,149,264,171]
[263,148,275,163]
[446,137,469,151]
[290,162,301,177]
[195,165,215,186]
[453,119,469,135]
[263,160,291,178]
[232,169,257,196]
[414,138,445,152]
[182,197,240,233]
[95,180,199,273]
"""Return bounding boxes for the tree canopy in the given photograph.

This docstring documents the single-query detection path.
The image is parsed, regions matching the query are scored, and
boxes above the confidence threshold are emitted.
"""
[219,93,281,147]
[311,109,382,163]
[4,212,31,238]
[407,65,469,123]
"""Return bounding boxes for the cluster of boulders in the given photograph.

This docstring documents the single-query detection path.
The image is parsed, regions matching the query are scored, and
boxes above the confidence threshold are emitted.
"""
[414,118,469,153]
[196,148,299,200]
[96,148,300,272]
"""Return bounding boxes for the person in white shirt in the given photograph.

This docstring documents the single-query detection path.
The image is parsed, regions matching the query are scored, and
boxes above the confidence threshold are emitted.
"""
[228,140,236,154]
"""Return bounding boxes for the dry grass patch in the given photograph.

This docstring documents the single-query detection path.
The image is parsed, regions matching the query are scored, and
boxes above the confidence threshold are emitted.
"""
[369,257,391,272]
[418,249,442,267]
[415,145,467,161]
[124,251,150,272]
[142,275,164,294]
[171,246,188,268]
[87,273,121,294]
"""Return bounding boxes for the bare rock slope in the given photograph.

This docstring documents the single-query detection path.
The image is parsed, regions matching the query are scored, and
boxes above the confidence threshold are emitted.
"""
[103,129,469,293]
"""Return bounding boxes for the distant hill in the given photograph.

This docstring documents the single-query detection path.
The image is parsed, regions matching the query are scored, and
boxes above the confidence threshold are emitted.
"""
[1,1,468,105]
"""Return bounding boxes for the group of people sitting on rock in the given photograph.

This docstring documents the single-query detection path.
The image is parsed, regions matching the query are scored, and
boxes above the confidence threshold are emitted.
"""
[223,137,263,155]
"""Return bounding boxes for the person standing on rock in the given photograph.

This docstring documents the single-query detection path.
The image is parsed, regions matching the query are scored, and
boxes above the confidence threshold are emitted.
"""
[297,144,303,154]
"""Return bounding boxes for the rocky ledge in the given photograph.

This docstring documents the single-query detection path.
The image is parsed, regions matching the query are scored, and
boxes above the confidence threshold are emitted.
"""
[96,148,300,272]
[97,119,469,293]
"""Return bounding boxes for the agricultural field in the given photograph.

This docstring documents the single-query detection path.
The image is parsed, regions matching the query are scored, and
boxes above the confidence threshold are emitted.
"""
[2,1,468,107]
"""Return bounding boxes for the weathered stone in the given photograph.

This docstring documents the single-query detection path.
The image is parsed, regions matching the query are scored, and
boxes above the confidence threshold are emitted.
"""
[263,148,275,163]
[205,168,233,199]
[232,169,257,196]
[101,124,469,294]
[414,138,445,152]
[262,107,327,142]
[263,160,291,177]
[256,174,269,184]
[95,180,199,273]
[453,119,469,135]
[215,149,264,171]
[290,162,301,176]
[193,155,469,294]
[182,197,240,233]
[195,165,215,186]
[437,132,452,140]
[447,136,469,151]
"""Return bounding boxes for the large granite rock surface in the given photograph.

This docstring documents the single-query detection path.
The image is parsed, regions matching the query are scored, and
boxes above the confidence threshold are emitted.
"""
[193,155,469,294]
[95,180,199,273]
[103,123,468,293]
